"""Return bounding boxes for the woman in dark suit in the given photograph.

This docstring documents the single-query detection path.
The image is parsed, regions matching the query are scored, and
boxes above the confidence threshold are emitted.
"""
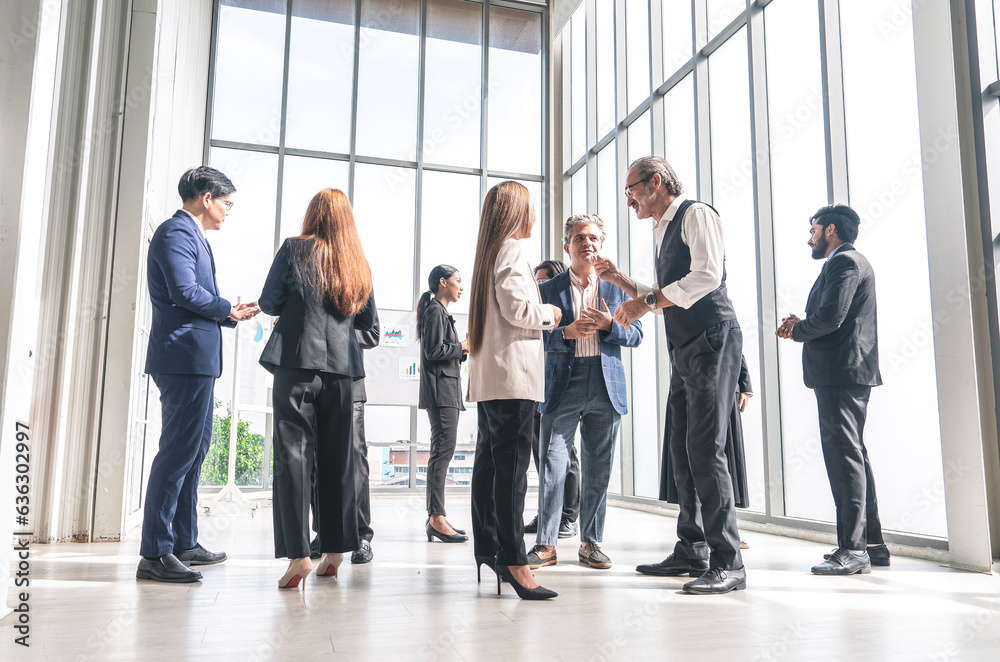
[258,188,375,589]
[418,264,470,543]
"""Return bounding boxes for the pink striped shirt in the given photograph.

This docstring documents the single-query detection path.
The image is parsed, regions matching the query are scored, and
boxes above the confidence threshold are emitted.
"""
[568,268,600,357]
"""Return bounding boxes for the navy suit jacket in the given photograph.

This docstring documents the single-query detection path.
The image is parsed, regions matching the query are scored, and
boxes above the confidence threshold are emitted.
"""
[145,210,235,377]
[792,243,882,388]
[538,270,643,415]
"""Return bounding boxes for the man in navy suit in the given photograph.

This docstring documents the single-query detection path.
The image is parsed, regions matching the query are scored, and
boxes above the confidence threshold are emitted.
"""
[777,204,888,575]
[137,167,259,583]
[527,215,643,570]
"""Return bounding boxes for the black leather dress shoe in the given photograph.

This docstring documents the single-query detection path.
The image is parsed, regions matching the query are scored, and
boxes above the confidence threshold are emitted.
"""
[351,540,373,564]
[524,515,538,534]
[175,543,227,566]
[310,536,322,560]
[636,554,709,577]
[558,520,577,539]
[825,544,890,566]
[812,548,871,575]
[683,567,746,594]
[136,554,203,583]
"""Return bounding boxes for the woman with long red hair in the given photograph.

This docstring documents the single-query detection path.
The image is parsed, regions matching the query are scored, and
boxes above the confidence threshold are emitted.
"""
[258,188,375,589]
[467,181,563,600]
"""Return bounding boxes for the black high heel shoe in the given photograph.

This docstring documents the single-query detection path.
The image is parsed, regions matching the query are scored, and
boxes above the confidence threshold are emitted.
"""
[426,517,466,536]
[426,520,468,543]
[495,565,557,600]
[475,555,497,583]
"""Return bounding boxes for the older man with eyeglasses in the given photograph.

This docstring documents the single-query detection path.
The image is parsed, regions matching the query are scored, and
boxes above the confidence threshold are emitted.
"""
[593,156,746,595]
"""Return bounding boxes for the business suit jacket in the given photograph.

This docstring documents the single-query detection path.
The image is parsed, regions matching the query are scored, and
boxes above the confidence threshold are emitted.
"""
[258,237,376,378]
[145,210,235,377]
[467,238,557,403]
[419,297,467,411]
[792,244,882,388]
[537,270,643,415]
[353,302,380,403]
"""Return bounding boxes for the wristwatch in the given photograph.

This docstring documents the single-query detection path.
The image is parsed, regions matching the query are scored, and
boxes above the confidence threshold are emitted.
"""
[644,291,658,311]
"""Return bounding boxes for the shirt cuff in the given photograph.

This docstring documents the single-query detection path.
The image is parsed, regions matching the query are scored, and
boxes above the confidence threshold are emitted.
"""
[661,283,693,309]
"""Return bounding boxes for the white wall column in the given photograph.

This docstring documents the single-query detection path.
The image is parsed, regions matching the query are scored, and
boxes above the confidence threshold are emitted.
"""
[912,0,995,571]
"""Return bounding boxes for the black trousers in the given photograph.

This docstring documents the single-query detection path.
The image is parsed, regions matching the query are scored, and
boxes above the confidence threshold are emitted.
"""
[471,399,534,566]
[531,408,580,523]
[311,400,373,544]
[272,368,358,559]
[667,321,744,570]
[425,406,460,517]
[140,373,215,558]
[814,385,883,550]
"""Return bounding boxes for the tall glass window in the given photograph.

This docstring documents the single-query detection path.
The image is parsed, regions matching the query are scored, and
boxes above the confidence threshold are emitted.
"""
[663,74,697,198]
[595,0,616,139]
[596,143,619,261]
[839,0,944,537]
[204,0,546,491]
[424,0,482,169]
[570,6,587,164]
[212,0,286,146]
[355,0,421,161]
[488,7,542,175]
[708,26,764,512]
[625,0,650,114]
[766,0,835,521]
[555,0,951,547]
[285,0,355,154]
[662,1,693,77]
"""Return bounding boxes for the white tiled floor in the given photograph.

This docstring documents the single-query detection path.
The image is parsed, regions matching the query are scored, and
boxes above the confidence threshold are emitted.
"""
[4,495,1000,661]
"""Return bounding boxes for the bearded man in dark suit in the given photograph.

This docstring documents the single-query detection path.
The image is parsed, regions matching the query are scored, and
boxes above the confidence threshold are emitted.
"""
[777,203,889,575]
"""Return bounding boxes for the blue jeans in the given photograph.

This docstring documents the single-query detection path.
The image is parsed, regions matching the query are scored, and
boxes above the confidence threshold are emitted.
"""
[536,357,619,546]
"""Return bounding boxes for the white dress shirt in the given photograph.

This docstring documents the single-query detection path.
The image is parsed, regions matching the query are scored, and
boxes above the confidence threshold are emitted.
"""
[636,197,727,310]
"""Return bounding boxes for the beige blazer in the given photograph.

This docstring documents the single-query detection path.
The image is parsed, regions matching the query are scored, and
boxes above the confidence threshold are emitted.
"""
[467,238,556,403]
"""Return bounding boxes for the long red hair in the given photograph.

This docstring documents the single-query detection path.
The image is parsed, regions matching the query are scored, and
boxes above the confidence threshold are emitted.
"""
[297,188,372,316]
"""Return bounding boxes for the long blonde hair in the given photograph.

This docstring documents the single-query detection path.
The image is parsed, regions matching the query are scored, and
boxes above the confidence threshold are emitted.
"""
[468,181,533,357]
[297,188,372,316]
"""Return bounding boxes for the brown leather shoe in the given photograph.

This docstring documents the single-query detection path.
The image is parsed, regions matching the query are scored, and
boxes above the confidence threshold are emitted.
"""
[526,545,557,569]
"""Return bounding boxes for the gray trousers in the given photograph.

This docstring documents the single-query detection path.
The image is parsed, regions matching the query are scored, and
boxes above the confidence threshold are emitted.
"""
[425,406,460,516]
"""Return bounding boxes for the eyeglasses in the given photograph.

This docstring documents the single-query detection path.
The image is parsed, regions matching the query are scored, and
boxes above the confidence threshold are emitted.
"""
[624,175,653,199]
[218,198,234,211]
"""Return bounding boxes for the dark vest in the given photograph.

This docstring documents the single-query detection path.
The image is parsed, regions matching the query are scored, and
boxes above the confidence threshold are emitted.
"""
[656,199,738,348]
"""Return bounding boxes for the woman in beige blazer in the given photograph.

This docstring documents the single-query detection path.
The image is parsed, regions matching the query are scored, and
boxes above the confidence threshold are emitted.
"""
[467,181,562,600]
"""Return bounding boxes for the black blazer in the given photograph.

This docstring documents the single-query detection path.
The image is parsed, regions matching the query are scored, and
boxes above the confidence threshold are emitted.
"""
[418,297,466,410]
[792,244,882,388]
[258,237,376,378]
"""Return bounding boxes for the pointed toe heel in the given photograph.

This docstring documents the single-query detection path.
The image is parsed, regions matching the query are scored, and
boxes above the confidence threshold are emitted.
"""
[495,565,557,600]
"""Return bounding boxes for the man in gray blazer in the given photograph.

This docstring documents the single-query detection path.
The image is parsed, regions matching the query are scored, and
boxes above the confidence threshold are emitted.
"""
[776,203,888,575]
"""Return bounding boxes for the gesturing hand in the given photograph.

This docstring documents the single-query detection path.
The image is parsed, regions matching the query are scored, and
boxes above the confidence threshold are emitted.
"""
[592,257,620,283]
[563,316,599,340]
[229,301,261,322]
[581,299,613,332]
[613,298,649,328]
